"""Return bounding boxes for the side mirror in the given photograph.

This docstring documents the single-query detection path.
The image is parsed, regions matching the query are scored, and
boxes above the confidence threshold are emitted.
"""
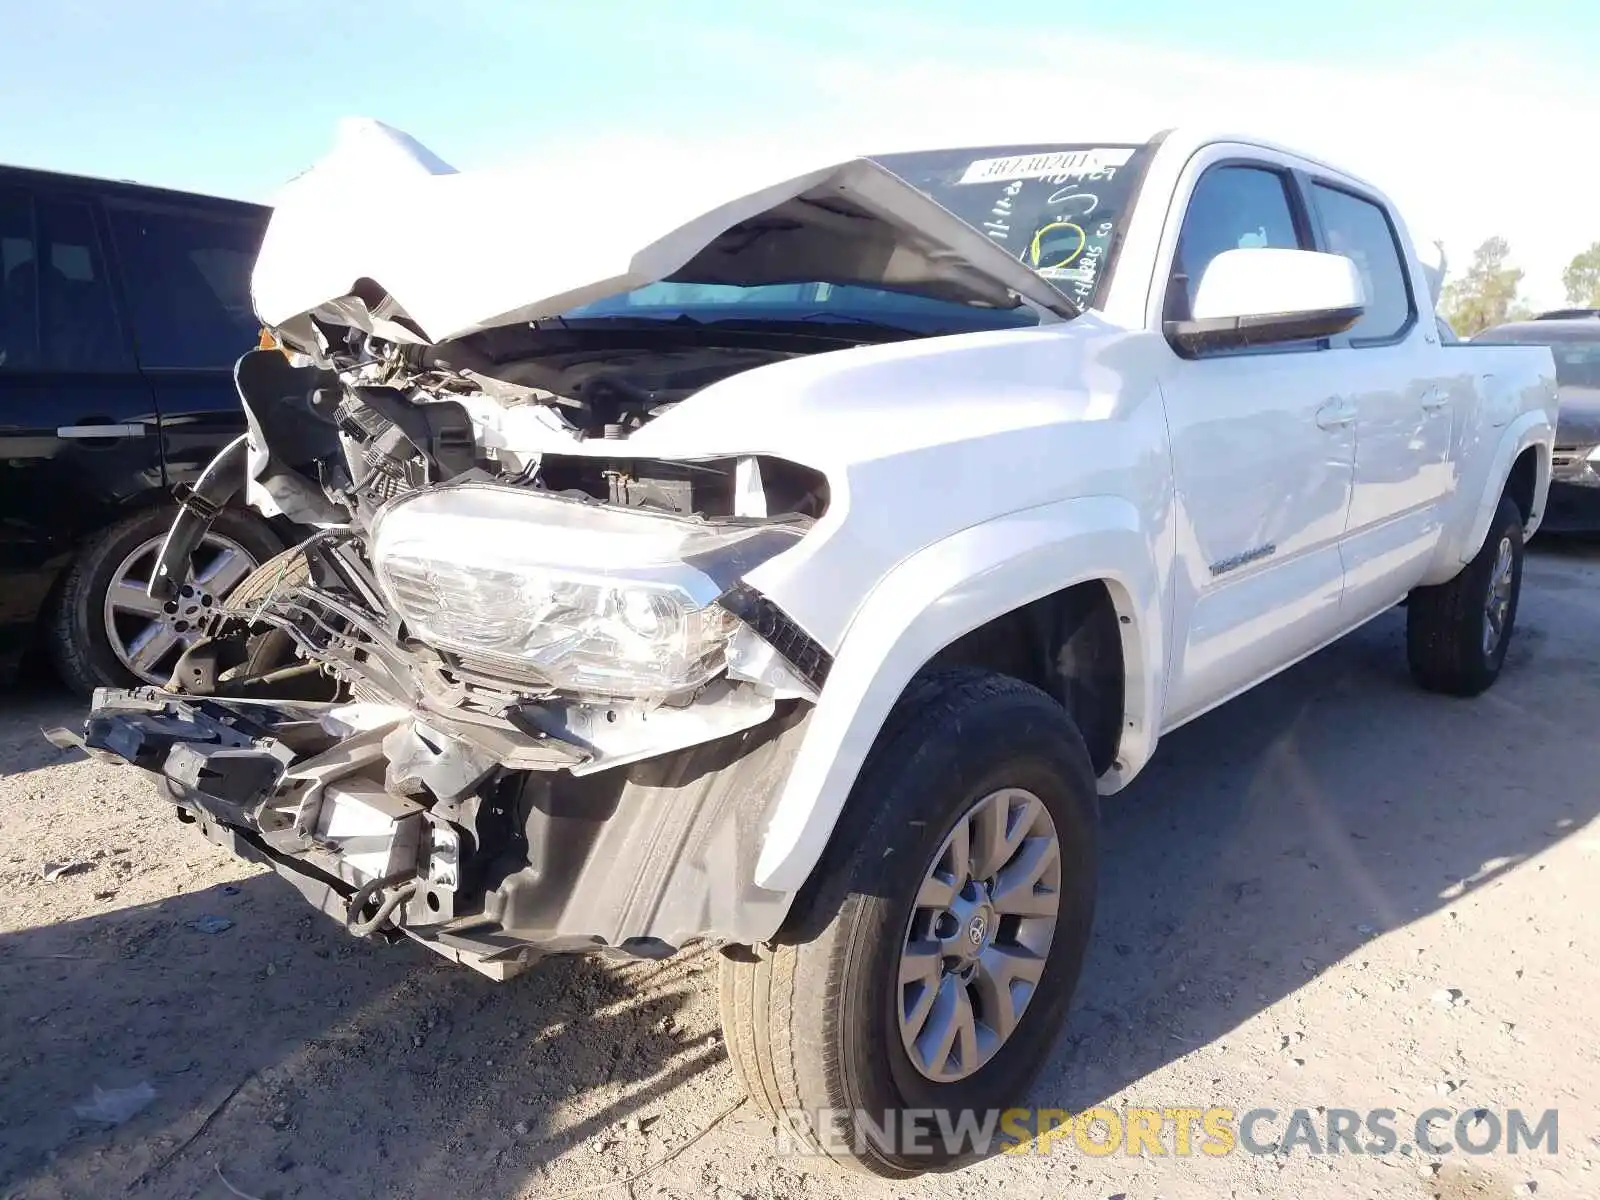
[1165,248,1365,356]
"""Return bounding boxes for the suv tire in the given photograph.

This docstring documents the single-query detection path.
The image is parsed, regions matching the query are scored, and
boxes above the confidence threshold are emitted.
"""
[718,669,1098,1176]
[49,506,281,695]
[1406,494,1525,697]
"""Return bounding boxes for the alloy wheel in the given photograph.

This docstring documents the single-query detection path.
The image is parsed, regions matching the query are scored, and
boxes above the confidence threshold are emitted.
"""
[1483,534,1515,657]
[101,532,259,685]
[897,787,1061,1083]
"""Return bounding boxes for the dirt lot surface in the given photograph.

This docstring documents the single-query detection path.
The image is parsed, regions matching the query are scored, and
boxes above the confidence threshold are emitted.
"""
[2,538,1598,1200]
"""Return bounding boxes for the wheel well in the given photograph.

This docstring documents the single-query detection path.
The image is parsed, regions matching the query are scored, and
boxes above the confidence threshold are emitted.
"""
[1505,447,1538,525]
[924,580,1126,776]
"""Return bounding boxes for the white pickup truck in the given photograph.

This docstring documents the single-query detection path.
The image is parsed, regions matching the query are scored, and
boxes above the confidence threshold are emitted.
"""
[61,121,1556,1176]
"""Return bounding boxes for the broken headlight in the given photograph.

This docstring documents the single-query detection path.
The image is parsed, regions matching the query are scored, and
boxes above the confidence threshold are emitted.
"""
[369,484,804,700]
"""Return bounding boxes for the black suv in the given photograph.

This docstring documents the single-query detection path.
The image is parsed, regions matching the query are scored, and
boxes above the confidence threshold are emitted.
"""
[1,166,282,693]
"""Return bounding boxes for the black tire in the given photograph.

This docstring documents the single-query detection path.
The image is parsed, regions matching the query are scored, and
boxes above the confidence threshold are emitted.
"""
[226,545,321,687]
[225,543,313,612]
[48,506,282,696]
[718,669,1099,1176]
[1406,494,1525,697]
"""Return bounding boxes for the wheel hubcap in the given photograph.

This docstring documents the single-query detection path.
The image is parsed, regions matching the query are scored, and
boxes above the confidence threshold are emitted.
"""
[897,787,1061,1083]
[102,533,259,685]
[1483,535,1515,657]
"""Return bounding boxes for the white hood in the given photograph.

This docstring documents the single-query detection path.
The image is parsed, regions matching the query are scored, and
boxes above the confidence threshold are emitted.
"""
[252,119,1077,345]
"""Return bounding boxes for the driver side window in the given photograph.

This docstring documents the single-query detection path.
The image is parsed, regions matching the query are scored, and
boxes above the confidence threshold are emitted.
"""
[1164,165,1305,322]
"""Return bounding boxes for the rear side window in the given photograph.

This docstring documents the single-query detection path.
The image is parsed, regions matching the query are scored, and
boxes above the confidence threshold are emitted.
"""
[107,203,265,369]
[1550,340,1600,389]
[0,189,130,372]
[37,198,131,371]
[0,187,37,369]
[1311,184,1413,343]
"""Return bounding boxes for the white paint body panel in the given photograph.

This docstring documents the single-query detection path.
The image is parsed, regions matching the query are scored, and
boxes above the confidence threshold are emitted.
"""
[740,131,1556,892]
[255,124,1559,904]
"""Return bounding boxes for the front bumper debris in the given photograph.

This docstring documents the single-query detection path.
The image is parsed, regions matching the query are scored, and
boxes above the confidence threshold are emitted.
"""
[54,686,810,980]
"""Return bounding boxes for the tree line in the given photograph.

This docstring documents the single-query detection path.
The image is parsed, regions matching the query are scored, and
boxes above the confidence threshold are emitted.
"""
[1439,239,1600,337]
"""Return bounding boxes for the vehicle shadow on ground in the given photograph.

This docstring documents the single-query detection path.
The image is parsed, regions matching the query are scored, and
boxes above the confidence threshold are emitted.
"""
[0,873,726,1199]
[4,545,1597,1198]
[1038,543,1600,1118]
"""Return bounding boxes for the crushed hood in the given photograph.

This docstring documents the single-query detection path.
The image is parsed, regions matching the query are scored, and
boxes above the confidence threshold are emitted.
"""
[252,119,1077,346]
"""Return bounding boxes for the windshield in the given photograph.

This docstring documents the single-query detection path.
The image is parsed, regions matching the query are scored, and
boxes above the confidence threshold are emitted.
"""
[1475,324,1600,389]
[563,141,1151,333]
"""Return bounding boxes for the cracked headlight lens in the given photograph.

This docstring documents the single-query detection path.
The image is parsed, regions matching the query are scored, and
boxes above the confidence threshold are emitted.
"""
[370,484,803,700]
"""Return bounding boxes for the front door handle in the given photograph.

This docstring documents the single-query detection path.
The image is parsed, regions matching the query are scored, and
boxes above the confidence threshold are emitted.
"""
[1315,398,1356,430]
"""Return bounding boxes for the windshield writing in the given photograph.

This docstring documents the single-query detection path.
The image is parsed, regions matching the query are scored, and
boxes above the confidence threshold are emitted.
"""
[872,143,1147,311]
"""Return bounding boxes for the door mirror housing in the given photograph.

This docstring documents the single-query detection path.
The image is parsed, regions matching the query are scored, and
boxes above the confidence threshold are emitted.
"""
[1166,248,1366,356]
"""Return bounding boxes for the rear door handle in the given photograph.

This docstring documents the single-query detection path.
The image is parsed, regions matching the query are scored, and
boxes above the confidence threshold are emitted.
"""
[1421,387,1451,411]
[1315,398,1356,430]
[57,423,148,438]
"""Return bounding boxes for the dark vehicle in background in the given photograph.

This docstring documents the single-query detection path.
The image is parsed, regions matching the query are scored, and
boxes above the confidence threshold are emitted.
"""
[1474,310,1600,532]
[1,166,280,692]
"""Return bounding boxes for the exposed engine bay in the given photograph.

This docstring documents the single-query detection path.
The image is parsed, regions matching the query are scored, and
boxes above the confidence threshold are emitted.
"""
[61,320,868,977]
[207,316,858,702]
[307,324,836,524]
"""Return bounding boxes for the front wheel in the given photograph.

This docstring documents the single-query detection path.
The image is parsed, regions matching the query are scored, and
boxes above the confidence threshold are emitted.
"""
[1406,494,1525,697]
[718,670,1099,1176]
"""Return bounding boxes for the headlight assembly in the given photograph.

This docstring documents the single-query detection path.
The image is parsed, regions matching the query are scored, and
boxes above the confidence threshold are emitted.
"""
[370,484,806,700]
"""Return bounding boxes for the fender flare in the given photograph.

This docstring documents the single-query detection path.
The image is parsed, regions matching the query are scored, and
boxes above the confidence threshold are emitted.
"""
[1445,411,1552,571]
[752,494,1165,894]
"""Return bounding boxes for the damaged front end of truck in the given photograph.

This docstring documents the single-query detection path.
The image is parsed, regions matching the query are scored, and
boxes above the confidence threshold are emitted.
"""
[58,335,836,979]
[52,119,1079,978]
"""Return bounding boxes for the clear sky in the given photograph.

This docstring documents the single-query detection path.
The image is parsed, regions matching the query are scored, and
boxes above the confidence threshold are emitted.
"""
[3,0,1597,305]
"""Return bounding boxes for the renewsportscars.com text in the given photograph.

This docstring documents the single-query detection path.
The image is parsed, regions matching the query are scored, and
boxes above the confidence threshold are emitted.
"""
[772,1105,1559,1160]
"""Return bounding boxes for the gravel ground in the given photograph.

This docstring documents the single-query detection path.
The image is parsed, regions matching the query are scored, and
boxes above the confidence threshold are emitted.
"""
[2,538,1598,1200]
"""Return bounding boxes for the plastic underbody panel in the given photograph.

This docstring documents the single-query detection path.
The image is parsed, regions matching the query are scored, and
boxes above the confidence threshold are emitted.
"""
[70,687,811,980]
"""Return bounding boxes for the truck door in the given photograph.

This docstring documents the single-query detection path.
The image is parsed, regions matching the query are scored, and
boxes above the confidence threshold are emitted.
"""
[1155,160,1356,728]
[1305,180,1451,621]
[0,182,159,626]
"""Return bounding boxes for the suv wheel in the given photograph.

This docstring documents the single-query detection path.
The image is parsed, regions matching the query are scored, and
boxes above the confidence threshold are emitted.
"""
[718,669,1099,1176]
[1406,494,1525,697]
[49,507,281,695]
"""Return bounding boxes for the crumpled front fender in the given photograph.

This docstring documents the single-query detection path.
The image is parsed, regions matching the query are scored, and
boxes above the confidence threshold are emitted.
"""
[753,494,1166,895]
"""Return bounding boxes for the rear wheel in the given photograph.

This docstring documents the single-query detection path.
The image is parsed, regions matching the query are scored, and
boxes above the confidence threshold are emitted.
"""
[1406,494,1525,697]
[49,507,280,695]
[718,670,1098,1176]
